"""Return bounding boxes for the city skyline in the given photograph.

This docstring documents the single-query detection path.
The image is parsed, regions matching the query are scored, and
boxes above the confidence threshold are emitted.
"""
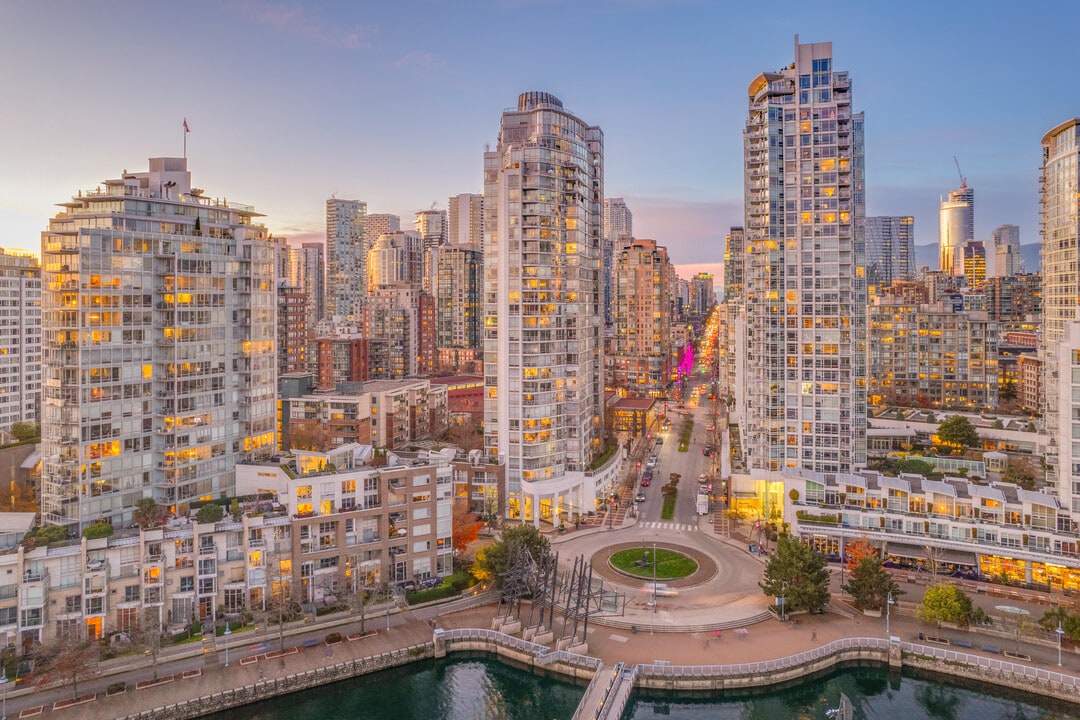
[2,2,1079,280]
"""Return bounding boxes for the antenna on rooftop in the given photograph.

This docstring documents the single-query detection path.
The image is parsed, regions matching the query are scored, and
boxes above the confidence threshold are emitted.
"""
[953,156,967,189]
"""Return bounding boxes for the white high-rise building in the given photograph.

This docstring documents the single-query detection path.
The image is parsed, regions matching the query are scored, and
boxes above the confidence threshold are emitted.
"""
[326,199,367,320]
[0,250,40,431]
[1042,119,1080,502]
[742,37,866,487]
[448,194,483,246]
[940,185,974,274]
[992,223,1022,278]
[484,91,612,526]
[40,158,277,529]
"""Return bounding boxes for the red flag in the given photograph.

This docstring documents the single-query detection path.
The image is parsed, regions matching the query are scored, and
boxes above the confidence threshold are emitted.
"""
[183,118,190,133]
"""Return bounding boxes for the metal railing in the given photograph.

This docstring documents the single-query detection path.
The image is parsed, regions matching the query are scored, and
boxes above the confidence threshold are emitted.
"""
[438,627,601,670]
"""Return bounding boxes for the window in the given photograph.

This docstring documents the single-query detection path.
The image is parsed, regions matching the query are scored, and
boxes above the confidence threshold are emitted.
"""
[65,595,81,613]
[85,597,104,615]
[124,585,140,602]
[199,578,215,595]
[180,576,194,593]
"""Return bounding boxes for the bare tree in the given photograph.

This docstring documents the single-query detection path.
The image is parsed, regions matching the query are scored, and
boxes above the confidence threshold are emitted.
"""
[132,608,164,680]
[34,634,99,701]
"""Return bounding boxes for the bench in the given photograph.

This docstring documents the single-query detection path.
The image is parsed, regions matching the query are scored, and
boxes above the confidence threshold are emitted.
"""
[981,644,1001,654]
[952,639,973,648]
[302,638,320,648]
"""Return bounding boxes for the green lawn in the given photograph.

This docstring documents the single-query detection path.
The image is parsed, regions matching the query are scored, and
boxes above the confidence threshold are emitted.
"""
[609,548,698,579]
[660,490,677,519]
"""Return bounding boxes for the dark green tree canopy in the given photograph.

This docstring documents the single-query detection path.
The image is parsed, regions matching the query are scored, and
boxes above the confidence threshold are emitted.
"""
[196,502,224,524]
[842,556,904,611]
[474,524,550,588]
[759,534,830,614]
[936,415,980,449]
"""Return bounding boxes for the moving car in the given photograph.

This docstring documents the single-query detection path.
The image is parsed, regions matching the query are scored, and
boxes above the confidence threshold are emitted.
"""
[640,582,679,597]
[640,478,651,487]
[635,490,647,503]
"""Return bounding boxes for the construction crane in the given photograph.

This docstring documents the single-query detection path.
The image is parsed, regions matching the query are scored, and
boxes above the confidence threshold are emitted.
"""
[953,156,967,189]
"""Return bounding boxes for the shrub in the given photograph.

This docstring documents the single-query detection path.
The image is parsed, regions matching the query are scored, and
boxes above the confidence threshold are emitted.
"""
[196,503,224,524]
[325,632,342,644]
[106,681,126,695]
[82,522,114,540]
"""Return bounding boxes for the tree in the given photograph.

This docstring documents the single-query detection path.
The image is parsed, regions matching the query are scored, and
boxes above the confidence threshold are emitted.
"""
[9,421,39,442]
[759,534,831,615]
[132,608,164,680]
[34,634,99,701]
[472,524,549,588]
[82,522,114,539]
[452,498,481,556]
[897,458,936,476]
[23,524,66,549]
[443,414,484,452]
[842,556,904,612]
[133,498,166,529]
[935,416,980,449]
[843,536,874,575]
[286,421,331,452]
[916,582,972,629]
[1002,457,1038,491]
[196,502,224,524]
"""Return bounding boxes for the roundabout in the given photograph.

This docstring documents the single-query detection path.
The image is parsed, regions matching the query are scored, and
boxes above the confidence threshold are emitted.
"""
[608,547,698,580]
[598,542,715,587]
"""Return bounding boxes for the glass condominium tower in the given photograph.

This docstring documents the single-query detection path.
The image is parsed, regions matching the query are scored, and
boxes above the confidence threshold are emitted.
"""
[40,158,278,529]
[742,37,867,479]
[483,92,605,525]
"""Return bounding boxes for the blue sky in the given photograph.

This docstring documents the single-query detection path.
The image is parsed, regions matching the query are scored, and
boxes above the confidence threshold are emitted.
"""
[1,1,1077,280]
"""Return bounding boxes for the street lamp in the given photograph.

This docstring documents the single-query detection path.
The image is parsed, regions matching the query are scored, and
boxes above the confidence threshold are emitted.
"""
[223,622,232,667]
[886,592,895,637]
[1058,621,1067,669]
[780,581,788,622]
[1,669,7,720]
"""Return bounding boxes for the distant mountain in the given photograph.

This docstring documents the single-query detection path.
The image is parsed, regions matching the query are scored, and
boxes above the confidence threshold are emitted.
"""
[912,243,1040,274]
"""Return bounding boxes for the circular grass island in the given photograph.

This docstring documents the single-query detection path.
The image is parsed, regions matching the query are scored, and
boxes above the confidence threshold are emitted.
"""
[608,547,698,580]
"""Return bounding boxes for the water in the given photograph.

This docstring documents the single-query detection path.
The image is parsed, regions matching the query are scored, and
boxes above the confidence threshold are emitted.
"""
[209,658,1080,720]
[624,666,1080,719]
[211,655,587,720]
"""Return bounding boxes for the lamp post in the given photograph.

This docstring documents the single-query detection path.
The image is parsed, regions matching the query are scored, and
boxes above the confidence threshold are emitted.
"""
[1,669,7,720]
[1058,621,1067,669]
[886,592,894,637]
[223,622,232,667]
[780,581,788,622]
[652,543,657,614]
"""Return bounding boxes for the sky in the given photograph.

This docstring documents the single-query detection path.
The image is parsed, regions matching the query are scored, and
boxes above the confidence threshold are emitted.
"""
[1,1,1078,282]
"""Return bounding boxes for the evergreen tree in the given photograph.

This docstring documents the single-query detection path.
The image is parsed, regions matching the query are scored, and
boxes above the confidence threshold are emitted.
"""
[759,534,831,614]
[842,556,904,611]
[936,415,980,449]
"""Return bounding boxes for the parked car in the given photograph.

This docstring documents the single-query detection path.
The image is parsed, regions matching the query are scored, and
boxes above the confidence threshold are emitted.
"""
[635,491,647,503]
[641,478,651,487]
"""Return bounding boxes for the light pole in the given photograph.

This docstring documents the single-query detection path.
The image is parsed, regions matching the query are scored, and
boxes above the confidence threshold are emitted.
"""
[886,592,894,637]
[652,543,657,614]
[223,622,231,667]
[780,581,787,622]
[1,669,7,720]
[1058,621,1067,669]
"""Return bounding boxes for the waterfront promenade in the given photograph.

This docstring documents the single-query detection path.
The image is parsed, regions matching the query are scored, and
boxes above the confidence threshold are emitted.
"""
[6,512,1080,719]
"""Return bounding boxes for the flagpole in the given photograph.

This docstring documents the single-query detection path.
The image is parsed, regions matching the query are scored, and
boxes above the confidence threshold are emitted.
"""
[183,119,187,159]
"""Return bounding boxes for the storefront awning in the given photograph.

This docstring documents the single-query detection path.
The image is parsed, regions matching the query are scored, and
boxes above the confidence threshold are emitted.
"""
[886,543,976,566]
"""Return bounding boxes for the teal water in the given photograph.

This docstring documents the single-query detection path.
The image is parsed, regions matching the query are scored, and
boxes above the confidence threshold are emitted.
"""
[211,658,1080,720]
[624,666,1080,719]
[210,656,587,720]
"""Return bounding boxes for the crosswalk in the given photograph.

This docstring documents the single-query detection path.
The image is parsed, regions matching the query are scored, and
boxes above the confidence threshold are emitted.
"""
[637,521,698,533]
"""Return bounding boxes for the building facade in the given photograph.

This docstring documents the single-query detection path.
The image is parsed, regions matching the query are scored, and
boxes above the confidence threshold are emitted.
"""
[435,243,481,356]
[607,239,674,397]
[447,194,483,247]
[723,226,745,302]
[325,199,367,321]
[865,215,914,288]
[742,38,867,477]
[940,184,974,274]
[40,157,277,530]
[483,91,615,526]
[992,224,1022,277]
[0,250,40,431]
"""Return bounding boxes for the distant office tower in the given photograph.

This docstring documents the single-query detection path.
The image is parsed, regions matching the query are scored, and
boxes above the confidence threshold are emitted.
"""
[723,227,745,301]
[690,273,714,315]
[743,37,866,477]
[1042,119,1080,507]
[959,240,987,290]
[435,243,481,351]
[865,216,914,287]
[447,194,483,246]
[603,197,633,241]
[484,91,606,525]
[278,281,307,376]
[299,242,326,325]
[992,224,1022,277]
[367,231,423,291]
[326,199,367,320]
[40,158,277,528]
[0,250,40,430]
[609,239,674,397]
[940,184,974,274]
[415,209,447,294]
[365,214,401,247]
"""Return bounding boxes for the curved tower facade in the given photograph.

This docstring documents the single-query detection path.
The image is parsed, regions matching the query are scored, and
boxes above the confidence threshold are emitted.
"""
[939,185,974,273]
[483,92,607,525]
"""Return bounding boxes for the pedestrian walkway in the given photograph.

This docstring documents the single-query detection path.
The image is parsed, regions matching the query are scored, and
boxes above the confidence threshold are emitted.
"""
[638,521,698,533]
